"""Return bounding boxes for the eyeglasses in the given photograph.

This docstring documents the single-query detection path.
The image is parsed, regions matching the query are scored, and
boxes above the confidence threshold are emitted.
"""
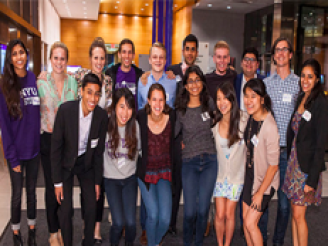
[275,47,290,53]
[243,57,257,63]
[187,78,202,85]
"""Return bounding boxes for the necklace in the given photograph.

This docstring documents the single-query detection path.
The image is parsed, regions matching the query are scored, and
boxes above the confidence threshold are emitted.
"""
[246,116,263,168]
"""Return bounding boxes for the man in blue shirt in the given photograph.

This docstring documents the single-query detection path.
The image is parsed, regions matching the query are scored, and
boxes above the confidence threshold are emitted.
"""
[138,42,177,110]
[263,37,299,246]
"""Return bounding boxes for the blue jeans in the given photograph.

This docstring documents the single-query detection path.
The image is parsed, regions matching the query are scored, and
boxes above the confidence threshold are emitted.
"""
[138,178,172,246]
[104,175,137,245]
[260,149,290,245]
[140,197,147,230]
[182,153,217,246]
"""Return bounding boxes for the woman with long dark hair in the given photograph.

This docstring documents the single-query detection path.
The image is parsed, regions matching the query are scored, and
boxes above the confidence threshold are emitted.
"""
[103,88,139,246]
[212,81,247,246]
[282,59,328,246]
[175,65,217,246]
[242,78,280,246]
[137,83,175,246]
[0,39,40,246]
[37,41,77,246]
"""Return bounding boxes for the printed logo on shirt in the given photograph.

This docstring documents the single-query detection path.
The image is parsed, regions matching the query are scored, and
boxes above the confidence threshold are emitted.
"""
[20,87,40,106]
[106,139,129,159]
[116,81,136,95]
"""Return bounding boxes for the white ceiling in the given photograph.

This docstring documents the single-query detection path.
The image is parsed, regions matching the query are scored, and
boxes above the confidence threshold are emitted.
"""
[50,0,100,20]
[195,0,275,14]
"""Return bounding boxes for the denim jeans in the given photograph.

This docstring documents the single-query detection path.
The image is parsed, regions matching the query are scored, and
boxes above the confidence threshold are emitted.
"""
[104,175,137,245]
[8,155,40,231]
[260,149,290,245]
[138,178,172,246]
[182,153,217,246]
[140,197,147,230]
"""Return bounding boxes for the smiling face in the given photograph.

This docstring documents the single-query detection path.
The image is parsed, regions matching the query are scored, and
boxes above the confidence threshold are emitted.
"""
[182,41,198,66]
[115,96,133,127]
[301,66,319,96]
[11,44,27,73]
[216,89,232,116]
[90,47,106,75]
[118,43,135,70]
[273,40,292,68]
[149,47,166,73]
[50,47,67,74]
[148,89,165,117]
[213,47,230,75]
[243,87,264,117]
[185,72,203,98]
[241,53,259,78]
[80,83,101,116]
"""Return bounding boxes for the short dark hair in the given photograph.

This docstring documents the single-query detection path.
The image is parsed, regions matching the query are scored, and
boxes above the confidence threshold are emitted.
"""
[242,47,259,61]
[119,38,135,54]
[183,34,199,50]
[82,73,102,89]
[271,37,293,56]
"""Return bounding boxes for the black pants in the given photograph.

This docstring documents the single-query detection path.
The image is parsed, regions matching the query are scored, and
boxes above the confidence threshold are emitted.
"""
[170,134,183,229]
[81,179,105,223]
[40,132,60,233]
[8,154,39,230]
[60,157,96,246]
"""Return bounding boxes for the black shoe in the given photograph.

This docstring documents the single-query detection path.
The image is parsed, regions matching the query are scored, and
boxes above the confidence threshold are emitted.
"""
[13,232,23,246]
[94,238,102,244]
[28,228,37,246]
[168,226,177,236]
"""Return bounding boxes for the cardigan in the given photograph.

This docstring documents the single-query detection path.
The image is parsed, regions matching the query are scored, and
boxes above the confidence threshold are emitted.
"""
[136,108,176,188]
[287,93,328,189]
[252,112,280,195]
[212,111,248,185]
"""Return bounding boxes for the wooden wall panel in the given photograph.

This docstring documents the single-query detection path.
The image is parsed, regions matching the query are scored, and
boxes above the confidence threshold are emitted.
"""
[61,14,153,68]
[172,5,192,65]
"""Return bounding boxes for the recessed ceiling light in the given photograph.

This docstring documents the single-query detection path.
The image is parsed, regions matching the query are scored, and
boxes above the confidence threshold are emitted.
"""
[115,6,118,9]
[227,6,231,9]
[174,4,177,7]
[141,8,144,11]
[84,16,87,18]
[196,2,200,7]
[116,1,119,3]
[84,12,87,14]
[134,16,139,19]
[145,3,149,6]
[118,14,123,18]
[207,3,212,7]
[82,1,86,4]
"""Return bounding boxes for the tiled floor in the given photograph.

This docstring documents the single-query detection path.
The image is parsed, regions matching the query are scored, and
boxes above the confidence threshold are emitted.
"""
[1,149,328,237]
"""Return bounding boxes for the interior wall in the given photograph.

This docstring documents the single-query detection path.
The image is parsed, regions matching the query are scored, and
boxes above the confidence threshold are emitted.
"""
[191,9,245,73]
[172,6,192,65]
[61,14,153,68]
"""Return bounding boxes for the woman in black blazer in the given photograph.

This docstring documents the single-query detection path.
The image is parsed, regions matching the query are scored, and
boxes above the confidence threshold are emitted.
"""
[137,83,176,246]
[282,58,328,246]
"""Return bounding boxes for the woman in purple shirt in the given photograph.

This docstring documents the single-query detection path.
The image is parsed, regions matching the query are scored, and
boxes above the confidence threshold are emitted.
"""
[0,39,40,246]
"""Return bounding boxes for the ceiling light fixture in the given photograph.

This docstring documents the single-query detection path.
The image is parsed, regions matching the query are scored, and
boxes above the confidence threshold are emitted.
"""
[174,4,177,7]
[227,6,231,9]
[115,6,118,9]
[116,1,120,3]
[141,8,144,11]
[82,1,86,4]
[196,2,200,7]
[207,3,212,7]
[145,3,149,6]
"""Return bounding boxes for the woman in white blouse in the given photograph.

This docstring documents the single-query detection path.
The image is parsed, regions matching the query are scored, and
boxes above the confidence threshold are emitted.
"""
[212,81,247,246]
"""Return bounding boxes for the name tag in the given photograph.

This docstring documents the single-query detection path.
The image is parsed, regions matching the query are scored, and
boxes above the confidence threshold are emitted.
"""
[176,75,182,82]
[91,138,99,148]
[117,158,126,169]
[166,93,170,101]
[129,85,136,94]
[251,135,259,147]
[282,93,292,103]
[302,110,311,121]
[201,112,210,121]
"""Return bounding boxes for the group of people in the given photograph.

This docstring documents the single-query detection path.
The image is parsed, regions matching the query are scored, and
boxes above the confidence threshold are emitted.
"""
[0,32,327,246]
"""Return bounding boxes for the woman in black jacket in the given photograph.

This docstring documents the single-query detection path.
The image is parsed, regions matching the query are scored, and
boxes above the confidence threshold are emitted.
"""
[282,58,328,246]
[137,83,176,246]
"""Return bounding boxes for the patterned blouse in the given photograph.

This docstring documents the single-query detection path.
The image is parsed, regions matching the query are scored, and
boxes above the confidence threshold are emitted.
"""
[75,68,113,109]
[37,73,78,133]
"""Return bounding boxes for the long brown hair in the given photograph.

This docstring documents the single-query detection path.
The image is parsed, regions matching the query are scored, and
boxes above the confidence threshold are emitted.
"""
[145,83,171,114]
[212,81,241,147]
[107,88,137,160]
[0,39,28,119]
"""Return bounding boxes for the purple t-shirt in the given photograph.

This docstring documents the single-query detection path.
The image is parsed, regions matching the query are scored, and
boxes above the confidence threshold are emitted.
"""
[0,71,40,168]
[116,66,137,96]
